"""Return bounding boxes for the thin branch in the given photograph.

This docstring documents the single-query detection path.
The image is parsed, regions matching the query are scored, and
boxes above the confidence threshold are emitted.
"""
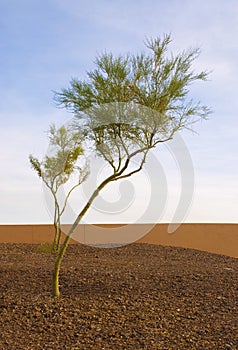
[98,149,117,172]
[113,149,149,181]
[59,168,88,216]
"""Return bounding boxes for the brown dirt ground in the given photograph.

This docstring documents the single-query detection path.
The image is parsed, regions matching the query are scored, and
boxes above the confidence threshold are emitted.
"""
[0,243,237,350]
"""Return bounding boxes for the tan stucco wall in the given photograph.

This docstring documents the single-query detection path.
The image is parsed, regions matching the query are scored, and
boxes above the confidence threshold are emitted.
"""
[0,224,237,258]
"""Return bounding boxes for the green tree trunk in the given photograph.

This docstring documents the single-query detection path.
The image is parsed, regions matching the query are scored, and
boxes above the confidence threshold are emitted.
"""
[52,221,59,253]
[55,225,62,252]
[52,205,62,253]
[52,216,81,297]
[52,233,71,297]
[52,179,112,297]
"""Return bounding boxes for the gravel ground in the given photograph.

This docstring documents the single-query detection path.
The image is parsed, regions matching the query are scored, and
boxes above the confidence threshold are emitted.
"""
[0,243,237,350]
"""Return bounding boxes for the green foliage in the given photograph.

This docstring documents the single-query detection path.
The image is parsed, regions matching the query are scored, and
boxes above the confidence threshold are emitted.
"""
[29,124,86,192]
[55,34,211,126]
[29,156,42,178]
[37,242,54,254]
[54,34,211,179]
[30,124,88,253]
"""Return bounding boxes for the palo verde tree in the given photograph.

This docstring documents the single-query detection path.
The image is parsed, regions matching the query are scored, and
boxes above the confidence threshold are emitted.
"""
[50,34,210,297]
[29,124,88,253]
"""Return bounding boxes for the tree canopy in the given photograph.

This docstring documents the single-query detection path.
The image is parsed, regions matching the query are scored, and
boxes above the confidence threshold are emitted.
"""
[55,34,210,125]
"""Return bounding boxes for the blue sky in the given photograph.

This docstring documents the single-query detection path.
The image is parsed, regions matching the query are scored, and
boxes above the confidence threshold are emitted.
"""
[0,0,237,224]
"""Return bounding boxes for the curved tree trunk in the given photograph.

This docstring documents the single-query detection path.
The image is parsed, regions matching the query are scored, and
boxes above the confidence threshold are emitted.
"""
[52,233,71,297]
[52,178,112,297]
[52,213,84,297]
